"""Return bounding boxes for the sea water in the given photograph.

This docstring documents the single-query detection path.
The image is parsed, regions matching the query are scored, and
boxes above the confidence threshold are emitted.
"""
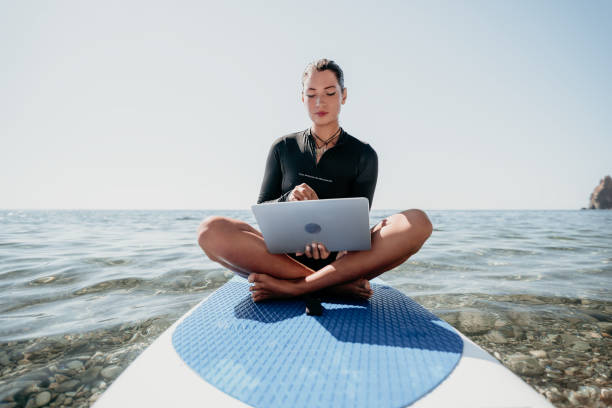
[0,210,611,407]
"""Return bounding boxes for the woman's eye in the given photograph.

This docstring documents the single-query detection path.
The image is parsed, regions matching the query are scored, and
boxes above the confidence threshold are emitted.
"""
[306,93,335,98]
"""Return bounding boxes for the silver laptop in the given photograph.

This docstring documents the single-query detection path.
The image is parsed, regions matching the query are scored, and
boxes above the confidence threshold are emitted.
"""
[251,197,371,254]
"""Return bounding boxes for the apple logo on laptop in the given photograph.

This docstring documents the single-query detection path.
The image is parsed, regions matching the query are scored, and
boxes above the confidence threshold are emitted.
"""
[304,223,322,234]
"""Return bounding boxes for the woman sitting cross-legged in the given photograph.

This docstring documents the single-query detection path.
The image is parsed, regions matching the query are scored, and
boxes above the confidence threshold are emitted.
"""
[198,58,433,302]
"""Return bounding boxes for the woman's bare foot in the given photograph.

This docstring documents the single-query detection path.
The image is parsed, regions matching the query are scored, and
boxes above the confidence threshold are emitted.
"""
[322,278,373,300]
[248,273,301,302]
[248,273,373,302]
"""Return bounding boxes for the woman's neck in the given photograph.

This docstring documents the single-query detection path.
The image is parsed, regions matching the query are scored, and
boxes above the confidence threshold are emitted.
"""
[311,122,341,142]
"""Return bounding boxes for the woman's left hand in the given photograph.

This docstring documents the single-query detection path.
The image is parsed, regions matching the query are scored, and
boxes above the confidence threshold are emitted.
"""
[296,242,331,260]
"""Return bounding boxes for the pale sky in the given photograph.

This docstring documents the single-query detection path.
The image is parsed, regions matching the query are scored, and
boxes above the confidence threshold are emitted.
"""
[1,1,610,210]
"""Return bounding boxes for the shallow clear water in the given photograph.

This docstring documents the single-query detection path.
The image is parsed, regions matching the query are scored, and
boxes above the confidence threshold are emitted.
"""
[391,210,612,301]
[0,209,611,407]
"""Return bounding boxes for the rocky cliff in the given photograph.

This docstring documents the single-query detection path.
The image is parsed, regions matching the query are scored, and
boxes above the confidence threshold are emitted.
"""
[589,175,612,209]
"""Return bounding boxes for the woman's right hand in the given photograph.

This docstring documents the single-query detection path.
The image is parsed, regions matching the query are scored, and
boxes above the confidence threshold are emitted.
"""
[288,183,319,201]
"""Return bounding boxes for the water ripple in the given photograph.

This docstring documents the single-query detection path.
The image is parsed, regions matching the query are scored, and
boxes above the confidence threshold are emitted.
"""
[0,209,610,341]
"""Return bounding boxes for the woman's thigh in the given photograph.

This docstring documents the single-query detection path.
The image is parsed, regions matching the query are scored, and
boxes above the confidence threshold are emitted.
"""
[236,219,264,238]
[215,216,264,238]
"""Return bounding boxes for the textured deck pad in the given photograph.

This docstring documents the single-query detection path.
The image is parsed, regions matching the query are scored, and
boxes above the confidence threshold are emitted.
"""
[172,277,463,408]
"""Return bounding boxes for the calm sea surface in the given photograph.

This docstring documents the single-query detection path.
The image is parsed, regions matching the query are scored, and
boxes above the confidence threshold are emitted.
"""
[1,210,611,407]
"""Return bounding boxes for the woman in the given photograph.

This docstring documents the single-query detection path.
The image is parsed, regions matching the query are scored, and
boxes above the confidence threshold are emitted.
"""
[198,59,433,302]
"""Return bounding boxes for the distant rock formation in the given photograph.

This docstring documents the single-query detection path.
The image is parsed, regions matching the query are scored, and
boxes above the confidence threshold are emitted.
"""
[589,175,612,209]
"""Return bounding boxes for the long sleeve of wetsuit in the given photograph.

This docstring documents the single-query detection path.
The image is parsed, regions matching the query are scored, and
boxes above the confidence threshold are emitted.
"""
[257,142,291,204]
[351,145,378,210]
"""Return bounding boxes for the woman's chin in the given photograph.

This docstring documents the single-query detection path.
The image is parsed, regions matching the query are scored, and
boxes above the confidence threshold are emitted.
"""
[311,116,338,126]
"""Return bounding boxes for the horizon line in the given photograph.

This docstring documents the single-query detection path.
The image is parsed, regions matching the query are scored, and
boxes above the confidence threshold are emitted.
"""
[0,207,595,211]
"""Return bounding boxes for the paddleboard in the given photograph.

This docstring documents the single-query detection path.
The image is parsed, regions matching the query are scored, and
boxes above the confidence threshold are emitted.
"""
[94,276,553,407]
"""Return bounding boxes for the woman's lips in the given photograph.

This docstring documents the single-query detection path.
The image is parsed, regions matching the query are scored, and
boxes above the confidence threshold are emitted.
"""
[316,112,328,117]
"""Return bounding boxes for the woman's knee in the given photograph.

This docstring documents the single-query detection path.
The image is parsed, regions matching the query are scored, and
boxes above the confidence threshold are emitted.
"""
[400,209,433,244]
[197,216,233,253]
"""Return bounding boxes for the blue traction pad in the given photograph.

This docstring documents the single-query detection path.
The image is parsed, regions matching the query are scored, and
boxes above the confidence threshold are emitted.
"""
[172,277,463,408]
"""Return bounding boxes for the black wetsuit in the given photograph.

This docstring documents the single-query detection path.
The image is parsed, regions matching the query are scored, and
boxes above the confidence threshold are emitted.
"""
[257,128,378,270]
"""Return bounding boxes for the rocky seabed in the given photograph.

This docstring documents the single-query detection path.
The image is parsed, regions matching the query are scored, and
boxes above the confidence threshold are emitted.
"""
[0,318,170,408]
[421,294,611,408]
[1,297,611,408]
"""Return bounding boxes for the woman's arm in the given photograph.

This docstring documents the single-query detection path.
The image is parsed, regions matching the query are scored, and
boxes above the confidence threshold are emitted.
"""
[257,142,291,203]
[351,144,378,210]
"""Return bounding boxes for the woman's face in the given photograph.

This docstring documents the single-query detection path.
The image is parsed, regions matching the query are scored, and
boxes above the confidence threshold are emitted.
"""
[301,69,347,127]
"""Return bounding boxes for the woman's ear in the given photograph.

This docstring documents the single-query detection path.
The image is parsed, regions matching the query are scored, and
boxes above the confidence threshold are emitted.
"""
[341,87,347,104]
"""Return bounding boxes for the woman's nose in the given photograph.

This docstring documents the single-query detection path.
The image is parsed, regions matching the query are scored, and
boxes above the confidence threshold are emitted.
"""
[315,96,321,106]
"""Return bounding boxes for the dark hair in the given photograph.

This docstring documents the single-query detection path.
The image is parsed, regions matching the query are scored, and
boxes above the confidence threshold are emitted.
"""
[302,58,345,91]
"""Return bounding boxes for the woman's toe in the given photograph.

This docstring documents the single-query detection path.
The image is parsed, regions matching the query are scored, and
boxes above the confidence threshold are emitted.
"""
[248,273,261,283]
[250,282,263,291]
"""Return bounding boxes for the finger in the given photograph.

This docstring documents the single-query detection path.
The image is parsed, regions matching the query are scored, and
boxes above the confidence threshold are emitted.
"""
[311,242,320,260]
[293,190,306,201]
[314,242,323,260]
[297,191,311,201]
[318,243,329,259]
[301,186,311,200]
[305,244,312,258]
[308,187,319,200]
[295,252,304,256]
[302,184,317,200]
[297,183,316,200]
